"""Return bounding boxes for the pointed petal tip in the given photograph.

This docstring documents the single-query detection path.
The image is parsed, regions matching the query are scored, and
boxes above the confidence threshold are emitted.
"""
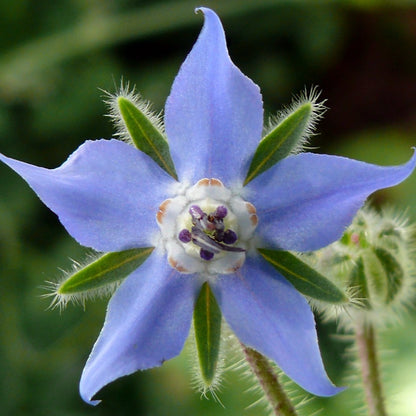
[315,383,345,397]
[402,147,416,180]
[382,146,416,185]
[80,389,101,406]
[194,6,213,15]
[194,7,235,45]
[79,360,105,406]
[79,369,102,405]
[408,146,416,169]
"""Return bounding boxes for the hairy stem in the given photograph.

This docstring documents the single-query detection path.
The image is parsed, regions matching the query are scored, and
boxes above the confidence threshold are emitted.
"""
[241,345,298,416]
[355,321,388,416]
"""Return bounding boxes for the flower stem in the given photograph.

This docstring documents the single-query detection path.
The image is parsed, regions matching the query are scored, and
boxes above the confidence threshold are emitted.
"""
[355,321,388,416]
[241,344,298,416]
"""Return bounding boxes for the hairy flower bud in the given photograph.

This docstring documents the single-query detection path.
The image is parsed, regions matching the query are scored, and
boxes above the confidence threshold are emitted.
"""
[309,205,416,325]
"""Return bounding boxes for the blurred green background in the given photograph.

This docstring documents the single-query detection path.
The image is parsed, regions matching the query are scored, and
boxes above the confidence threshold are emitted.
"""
[1,0,416,415]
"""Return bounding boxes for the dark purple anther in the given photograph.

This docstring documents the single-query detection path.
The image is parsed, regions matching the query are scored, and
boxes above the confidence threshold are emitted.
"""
[214,205,227,219]
[178,229,192,243]
[189,205,205,220]
[199,248,215,261]
[223,229,238,245]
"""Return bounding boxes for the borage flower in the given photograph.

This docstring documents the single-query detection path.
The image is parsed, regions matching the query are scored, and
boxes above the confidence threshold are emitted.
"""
[1,7,415,405]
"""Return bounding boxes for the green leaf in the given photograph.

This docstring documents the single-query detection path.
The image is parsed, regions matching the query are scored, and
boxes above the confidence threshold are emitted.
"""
[193,282,222,387]
[58,247,154,295]
[118,96,178,179]
[244,102,312,185]
[259,248,348,303]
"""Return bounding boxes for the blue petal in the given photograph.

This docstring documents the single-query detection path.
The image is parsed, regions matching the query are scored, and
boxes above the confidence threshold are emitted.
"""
[247,151,416,251]
[165,8,263,185]
[210,256,342,397]
[80,251,201,405]
[0,139,175,252]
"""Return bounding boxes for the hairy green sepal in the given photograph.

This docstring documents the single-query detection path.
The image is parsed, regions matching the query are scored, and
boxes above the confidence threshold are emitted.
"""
[193,282,222,387]
[58,247,154,295]
[375,248,404,305]
[349,257,371,309]
[358,248,404,306]
[244,102,312,185]
[118,96,178,179]
[259,248,348,303]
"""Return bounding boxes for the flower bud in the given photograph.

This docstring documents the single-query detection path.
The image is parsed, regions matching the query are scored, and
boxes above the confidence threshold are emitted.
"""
[310,205,415,325]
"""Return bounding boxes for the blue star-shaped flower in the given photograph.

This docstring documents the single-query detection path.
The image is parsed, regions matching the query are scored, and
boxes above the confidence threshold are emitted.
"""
[1,8,415,405]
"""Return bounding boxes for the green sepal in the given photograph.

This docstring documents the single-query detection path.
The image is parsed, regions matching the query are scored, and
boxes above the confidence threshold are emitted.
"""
[361,248,404,305]
[58,247,154,295]
[193,282,222,387]
[118,96,178,180]
[259,248,348,303]
[349,257,371,309]
[361,249,387,302]
[375,248,404,305]
[244,102,313,185]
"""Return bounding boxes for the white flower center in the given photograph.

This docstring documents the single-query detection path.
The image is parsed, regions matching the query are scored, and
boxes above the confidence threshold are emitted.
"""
[156,178,258,275]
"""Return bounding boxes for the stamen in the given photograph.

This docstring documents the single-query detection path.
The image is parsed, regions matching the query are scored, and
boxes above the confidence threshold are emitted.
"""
[223,229,237,245]
[191,227,221,254]
[189,205,205,221]
[178,204,245,261]
[178,229,192,243]
[200,249,215,261]
[214,205,227,219]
